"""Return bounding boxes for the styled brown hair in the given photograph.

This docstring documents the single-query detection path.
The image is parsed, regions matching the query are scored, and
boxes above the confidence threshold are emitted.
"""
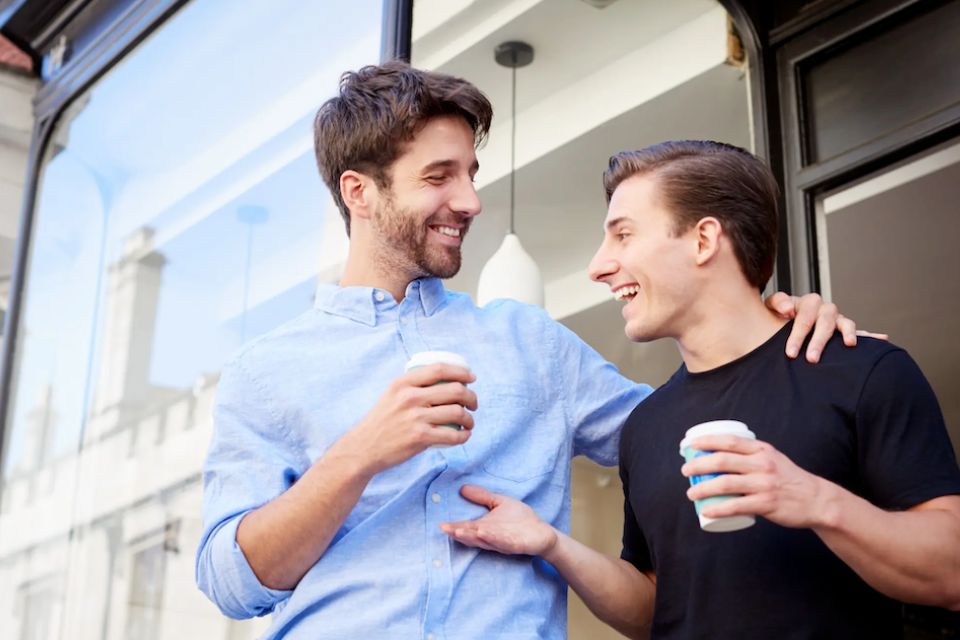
[314,60,493,235]
[603,140,780,290]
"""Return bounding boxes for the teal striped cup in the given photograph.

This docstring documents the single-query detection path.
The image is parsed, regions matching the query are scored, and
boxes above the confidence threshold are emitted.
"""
[679,420,756,533]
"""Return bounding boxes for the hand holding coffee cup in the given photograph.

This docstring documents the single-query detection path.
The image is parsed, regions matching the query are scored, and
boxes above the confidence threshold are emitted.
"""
[679,420,757,532]
[405,351,473,448]
[681,429,835,531]
[341,354,476,474]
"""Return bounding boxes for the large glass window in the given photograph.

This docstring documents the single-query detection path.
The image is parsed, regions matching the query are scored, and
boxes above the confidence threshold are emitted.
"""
[0,1,382,638]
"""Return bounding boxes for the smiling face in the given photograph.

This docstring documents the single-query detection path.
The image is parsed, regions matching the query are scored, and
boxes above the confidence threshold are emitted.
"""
[588,173,699,342]
[371,114,481,279]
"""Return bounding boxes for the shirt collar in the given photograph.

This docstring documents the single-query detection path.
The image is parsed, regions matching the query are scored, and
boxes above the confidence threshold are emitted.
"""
[416,277,448,317]
[314,277,448,325]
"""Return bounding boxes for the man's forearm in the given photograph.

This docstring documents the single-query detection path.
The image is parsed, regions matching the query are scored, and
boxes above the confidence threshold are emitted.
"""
[814,483,960,609]
[543,532,655,639]
[236,434,374,590]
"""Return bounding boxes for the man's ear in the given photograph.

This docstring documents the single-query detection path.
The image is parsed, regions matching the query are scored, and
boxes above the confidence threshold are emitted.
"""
[694,216,722,266]
[340,170,377,222]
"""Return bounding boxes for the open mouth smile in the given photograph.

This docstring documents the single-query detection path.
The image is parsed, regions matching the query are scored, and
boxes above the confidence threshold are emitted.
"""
[429,224,463,245]
[613,284,640,302]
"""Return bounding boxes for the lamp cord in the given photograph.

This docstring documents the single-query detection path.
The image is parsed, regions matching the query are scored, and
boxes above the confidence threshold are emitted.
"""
[509,58,517,235]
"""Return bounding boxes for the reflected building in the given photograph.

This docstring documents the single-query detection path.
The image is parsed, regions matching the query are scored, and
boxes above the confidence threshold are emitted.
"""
[0,225,255,640]
[0,33,35,329]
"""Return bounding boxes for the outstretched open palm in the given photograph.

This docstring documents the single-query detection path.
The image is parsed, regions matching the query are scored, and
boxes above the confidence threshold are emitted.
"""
[440,485,558,557]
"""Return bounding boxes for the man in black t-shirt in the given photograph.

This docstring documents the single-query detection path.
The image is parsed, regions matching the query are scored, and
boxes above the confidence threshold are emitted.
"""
[441,141,960,638]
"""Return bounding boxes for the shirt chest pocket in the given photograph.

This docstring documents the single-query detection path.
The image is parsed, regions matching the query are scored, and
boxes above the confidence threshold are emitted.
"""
[470,384,561,483]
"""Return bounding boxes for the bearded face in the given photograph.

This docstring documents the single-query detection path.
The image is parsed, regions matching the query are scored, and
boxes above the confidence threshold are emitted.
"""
[371,189,469,279]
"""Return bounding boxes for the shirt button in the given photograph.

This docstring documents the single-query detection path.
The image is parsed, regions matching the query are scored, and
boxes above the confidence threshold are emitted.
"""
[432,559,442,568]
[374,291,385,302]
[400,317,408,324]
[431,493,441,503]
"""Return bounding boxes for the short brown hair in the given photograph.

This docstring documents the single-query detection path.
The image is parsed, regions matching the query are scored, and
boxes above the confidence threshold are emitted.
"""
[314,60,493,235]
[603,141,780,289]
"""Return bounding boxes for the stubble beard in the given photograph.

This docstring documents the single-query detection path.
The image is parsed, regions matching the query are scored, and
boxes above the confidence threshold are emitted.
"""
[373,194,466,280]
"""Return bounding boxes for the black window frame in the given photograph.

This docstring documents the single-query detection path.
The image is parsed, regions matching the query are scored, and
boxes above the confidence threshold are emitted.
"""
[777,0,960,294]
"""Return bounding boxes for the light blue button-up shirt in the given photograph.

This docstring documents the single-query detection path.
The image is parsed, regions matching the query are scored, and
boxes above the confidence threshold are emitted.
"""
[196,277,651,639]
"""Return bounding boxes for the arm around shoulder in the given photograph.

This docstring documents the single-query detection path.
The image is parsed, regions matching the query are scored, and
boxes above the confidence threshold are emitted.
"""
[551,319,652,465]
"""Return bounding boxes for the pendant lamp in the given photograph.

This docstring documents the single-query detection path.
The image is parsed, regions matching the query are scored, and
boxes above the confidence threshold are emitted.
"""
[476,41,545,307]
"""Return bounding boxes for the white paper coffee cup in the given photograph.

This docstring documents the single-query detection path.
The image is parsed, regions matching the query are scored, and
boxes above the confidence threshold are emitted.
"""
[405,351,470,447]
[405,351,469,373]
[679,420,756,533]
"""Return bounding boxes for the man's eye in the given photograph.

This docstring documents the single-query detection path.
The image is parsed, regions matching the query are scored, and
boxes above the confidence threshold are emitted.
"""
[427,175,446,183]
[617,232,630,241]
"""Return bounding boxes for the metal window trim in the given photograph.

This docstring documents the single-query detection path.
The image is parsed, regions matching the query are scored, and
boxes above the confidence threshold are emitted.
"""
[381,0,412,62]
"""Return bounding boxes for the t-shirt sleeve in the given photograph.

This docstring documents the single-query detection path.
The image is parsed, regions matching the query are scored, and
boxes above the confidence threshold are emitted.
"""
[855,348,960,510]
[619,460,652,571]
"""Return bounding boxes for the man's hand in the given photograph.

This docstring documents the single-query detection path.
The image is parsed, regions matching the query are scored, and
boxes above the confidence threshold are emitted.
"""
[681,434,833,530]
[446,486,658,638]
[682,435,960,608]
[764,291,888,363]
[440,485,559,557]
[338,363,478,475]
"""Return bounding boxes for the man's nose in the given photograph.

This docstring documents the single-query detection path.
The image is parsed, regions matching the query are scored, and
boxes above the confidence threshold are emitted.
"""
[451,178,482,218]
[588,248,617,283]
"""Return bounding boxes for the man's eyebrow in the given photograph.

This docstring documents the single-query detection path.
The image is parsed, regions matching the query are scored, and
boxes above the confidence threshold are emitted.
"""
[605,216,630,231]
[420,159,480,174]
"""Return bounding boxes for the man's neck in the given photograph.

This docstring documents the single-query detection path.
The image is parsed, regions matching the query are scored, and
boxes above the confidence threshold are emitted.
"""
[340,246,415,303]
[676,287,789,373]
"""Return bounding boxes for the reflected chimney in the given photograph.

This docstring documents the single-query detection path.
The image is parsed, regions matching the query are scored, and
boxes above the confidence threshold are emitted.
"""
[89,227,166,435]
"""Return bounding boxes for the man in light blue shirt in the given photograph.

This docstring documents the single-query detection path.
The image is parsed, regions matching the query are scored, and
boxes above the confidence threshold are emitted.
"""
[195,61,854,639]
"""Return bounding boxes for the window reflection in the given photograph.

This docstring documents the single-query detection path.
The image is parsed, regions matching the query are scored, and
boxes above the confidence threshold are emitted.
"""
[0,0,381,638]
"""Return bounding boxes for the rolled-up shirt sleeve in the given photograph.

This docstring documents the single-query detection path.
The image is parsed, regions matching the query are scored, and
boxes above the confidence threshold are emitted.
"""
[195,354,305,618]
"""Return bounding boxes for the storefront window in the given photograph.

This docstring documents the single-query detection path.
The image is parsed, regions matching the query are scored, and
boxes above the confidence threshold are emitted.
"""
[0,1,382,638]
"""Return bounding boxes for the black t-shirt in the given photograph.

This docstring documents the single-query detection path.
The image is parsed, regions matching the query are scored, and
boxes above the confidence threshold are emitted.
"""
[619,322,960,639]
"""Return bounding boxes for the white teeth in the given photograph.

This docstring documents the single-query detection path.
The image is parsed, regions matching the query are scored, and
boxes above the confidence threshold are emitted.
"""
[435,226,461,237]
[613,285,640,301]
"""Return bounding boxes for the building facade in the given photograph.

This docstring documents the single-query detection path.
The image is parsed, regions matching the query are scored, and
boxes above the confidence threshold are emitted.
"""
[0,33,34,332]
[0,0,956,638]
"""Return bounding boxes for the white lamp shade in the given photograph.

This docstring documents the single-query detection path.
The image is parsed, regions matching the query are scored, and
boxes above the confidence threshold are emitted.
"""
[476,233,545,307]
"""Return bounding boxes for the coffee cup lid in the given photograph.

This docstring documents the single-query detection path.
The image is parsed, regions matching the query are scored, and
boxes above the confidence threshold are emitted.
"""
[405,350,469,371]
[679,420,755,455]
